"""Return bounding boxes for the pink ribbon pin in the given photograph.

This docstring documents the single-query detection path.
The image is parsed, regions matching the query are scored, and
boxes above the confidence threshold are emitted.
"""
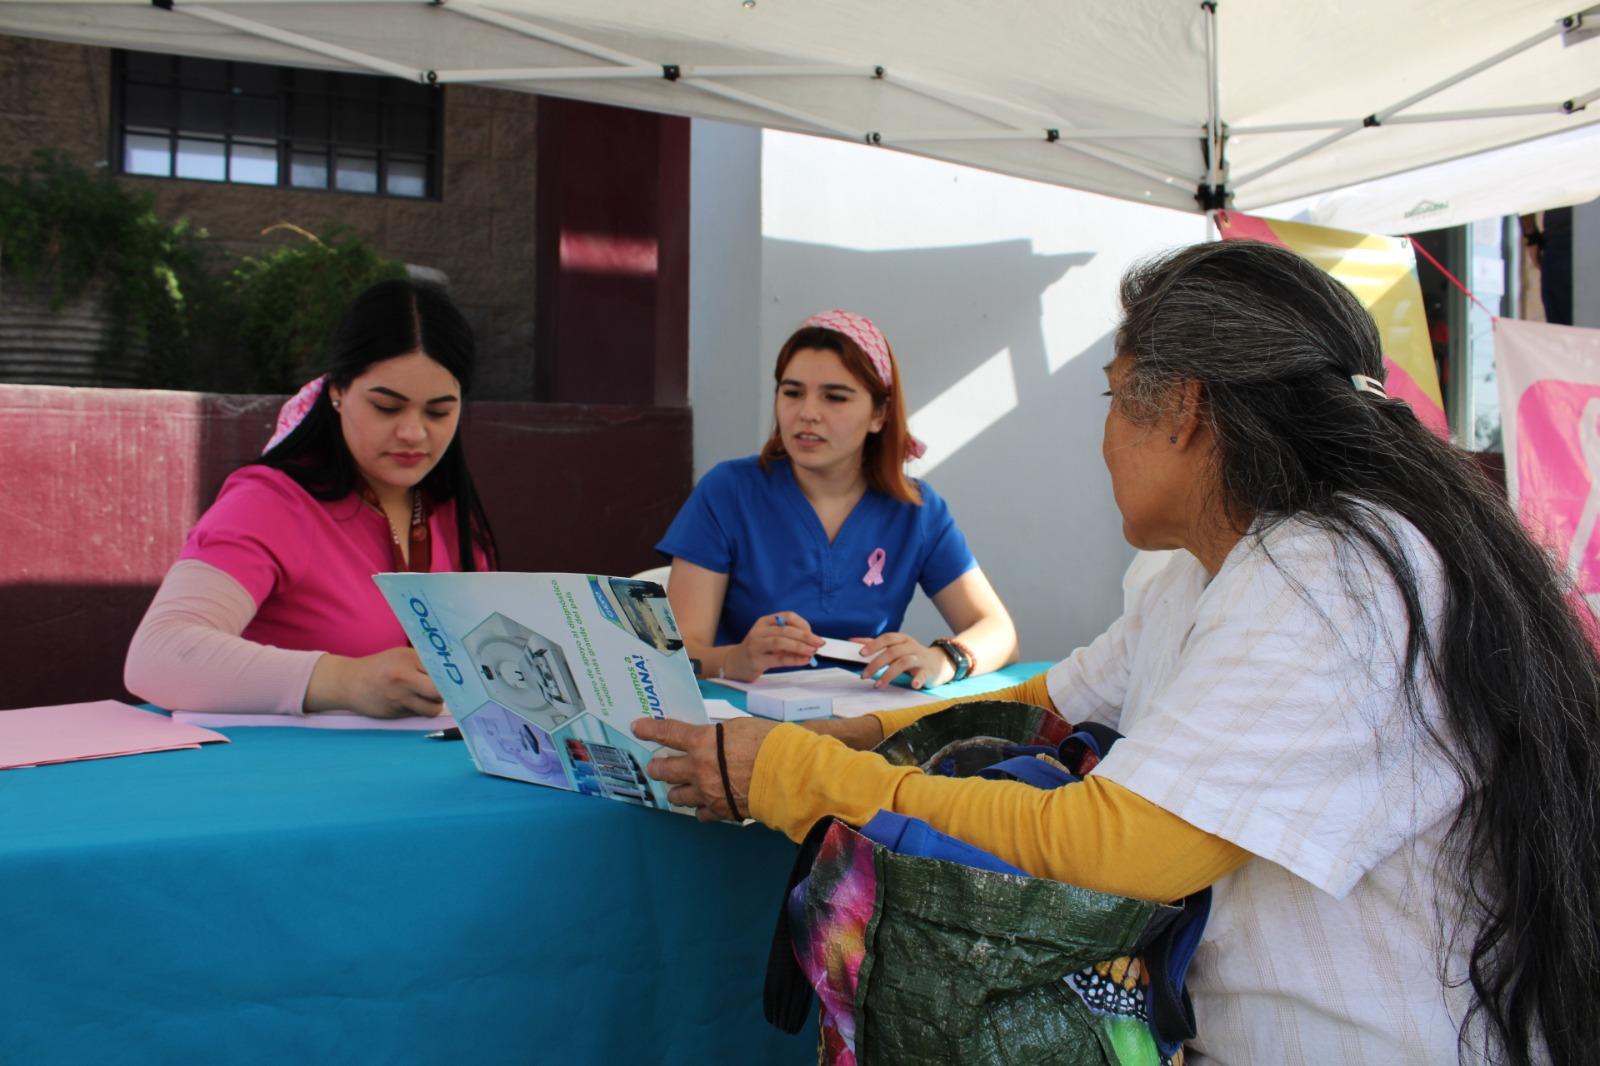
[862,548,886,587]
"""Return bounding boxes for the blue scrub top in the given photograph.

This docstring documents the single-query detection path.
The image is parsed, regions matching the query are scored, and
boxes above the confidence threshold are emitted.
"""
[656,456,978,646]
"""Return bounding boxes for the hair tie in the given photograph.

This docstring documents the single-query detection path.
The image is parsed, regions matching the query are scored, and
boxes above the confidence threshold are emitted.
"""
[263,376,328,454]
[714,722,744,821]
[1351,374,1388,399]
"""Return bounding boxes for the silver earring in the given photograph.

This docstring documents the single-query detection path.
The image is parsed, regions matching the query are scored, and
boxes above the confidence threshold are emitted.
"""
[332,399,341,410]
[1168,435,1177,444]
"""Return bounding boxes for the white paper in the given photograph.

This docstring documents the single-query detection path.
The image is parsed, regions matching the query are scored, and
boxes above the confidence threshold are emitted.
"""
[813,636,870,663]
[703,699,750,721]
[709,667,936,718]
[170,710,456,732]
[830,691,934,719]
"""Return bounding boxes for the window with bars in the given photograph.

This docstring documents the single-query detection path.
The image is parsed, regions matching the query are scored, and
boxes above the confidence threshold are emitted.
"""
[114,51,440,199]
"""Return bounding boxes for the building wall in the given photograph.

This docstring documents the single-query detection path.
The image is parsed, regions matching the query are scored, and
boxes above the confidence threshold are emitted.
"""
[0,35,538,399]
[534,98,689,407]
[689,122,1205,661]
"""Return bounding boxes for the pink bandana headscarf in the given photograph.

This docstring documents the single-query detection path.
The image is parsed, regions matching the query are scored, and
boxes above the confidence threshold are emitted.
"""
[801,309,926,461]
[263,375,327,453]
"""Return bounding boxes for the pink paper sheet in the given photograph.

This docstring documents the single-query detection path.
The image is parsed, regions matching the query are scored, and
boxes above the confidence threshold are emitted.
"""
[0,700,229,770]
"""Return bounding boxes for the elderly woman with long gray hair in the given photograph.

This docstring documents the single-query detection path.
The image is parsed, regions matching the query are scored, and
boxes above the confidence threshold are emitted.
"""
[637,239,1600,1065]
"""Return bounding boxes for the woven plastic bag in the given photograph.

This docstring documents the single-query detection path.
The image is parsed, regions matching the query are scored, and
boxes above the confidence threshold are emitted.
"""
[765,701,1207,1066]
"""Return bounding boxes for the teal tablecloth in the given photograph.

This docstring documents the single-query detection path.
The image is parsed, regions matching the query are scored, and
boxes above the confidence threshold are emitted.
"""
[0,663,1046,1065]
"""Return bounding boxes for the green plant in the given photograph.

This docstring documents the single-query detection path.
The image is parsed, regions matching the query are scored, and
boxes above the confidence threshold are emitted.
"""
[229,223,406,392]
[0,149,210,382]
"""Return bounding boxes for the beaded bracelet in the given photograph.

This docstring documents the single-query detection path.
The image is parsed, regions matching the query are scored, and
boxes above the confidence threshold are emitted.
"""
[715,722,744,821]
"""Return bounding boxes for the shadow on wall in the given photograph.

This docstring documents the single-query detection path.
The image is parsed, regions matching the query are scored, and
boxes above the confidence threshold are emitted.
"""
[761,237,1131,660]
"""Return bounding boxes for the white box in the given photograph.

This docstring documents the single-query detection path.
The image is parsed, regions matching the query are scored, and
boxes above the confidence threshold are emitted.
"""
[746,685,833,722]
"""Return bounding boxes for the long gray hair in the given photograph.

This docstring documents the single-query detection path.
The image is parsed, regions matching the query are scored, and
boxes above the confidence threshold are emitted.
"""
[1114,239,1600,1066]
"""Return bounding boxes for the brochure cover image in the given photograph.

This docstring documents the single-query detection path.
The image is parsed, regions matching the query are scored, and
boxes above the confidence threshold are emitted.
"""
[373,572,706,814]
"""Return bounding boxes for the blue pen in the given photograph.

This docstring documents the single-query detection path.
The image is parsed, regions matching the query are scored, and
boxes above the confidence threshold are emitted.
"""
[774,613,818,667]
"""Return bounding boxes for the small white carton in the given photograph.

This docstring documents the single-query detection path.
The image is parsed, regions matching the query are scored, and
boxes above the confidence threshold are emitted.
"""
[746,685,833,722]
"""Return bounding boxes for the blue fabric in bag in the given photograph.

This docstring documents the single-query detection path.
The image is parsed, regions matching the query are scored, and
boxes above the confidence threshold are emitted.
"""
[860,810,1029,876]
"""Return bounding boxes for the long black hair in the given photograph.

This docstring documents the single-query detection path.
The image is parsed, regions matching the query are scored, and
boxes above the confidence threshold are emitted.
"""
[1114,239,1600,1066]
[257,278,497,570]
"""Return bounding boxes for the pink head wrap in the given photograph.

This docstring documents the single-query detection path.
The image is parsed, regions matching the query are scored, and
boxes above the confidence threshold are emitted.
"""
[800,309,926,461]
[263,375,328,454]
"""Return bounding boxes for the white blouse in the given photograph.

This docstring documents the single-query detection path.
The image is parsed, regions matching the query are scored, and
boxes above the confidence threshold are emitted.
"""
[1051,511,1479,1064]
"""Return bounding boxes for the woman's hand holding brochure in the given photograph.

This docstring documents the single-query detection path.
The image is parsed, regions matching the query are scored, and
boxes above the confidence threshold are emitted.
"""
[634,716,777,823]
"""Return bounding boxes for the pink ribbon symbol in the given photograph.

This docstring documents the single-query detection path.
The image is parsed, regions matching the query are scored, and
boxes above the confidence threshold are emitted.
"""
[862,548,886,587]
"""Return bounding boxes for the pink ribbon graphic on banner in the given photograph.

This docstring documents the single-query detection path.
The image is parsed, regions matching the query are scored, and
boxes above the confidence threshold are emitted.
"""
[862,548,886,587]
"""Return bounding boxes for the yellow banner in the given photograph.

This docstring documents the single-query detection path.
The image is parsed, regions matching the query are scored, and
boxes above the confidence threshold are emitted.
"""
[1218,211,1448,437]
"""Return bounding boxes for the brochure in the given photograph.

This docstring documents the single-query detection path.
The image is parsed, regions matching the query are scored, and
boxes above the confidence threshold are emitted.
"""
[374,572,706,814]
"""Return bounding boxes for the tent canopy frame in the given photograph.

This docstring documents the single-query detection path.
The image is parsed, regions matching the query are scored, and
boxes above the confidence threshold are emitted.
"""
[4,0,1597,218]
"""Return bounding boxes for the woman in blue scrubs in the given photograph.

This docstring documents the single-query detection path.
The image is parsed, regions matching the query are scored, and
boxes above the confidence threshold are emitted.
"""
[658,310,1017,686]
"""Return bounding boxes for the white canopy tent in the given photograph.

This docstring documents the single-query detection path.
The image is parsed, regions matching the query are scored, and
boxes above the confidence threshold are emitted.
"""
[1266,122,1600,234]
[0,0,1596,221]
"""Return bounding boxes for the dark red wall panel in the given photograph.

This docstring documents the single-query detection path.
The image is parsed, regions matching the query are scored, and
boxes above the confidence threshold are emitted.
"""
[535,97,690,406]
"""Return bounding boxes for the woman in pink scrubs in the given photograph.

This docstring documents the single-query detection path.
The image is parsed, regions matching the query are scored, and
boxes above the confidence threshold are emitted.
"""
[125,279,497,719]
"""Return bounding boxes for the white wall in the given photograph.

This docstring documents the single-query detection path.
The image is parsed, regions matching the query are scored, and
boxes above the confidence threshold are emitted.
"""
[689,122,1205,659]
[688,120,765,475]
[1575,197,1600,331]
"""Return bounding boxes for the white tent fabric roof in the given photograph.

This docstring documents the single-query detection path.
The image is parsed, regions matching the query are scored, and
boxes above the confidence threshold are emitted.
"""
[1262,122,1600,234]
[1,0,1596,217]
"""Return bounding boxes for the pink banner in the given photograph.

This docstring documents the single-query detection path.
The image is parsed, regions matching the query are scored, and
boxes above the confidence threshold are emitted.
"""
[1218,211,1449,438]
[1495,318,1600,620]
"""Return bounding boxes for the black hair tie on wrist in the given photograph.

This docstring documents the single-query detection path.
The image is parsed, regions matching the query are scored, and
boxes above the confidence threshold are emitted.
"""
[715,721,744,821]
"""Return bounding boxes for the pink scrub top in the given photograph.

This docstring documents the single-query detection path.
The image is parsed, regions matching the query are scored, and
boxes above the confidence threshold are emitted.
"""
[180,465,471,658]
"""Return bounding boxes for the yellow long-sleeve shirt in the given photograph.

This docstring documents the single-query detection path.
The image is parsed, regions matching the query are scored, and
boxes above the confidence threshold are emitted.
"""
[747,672,1250,903]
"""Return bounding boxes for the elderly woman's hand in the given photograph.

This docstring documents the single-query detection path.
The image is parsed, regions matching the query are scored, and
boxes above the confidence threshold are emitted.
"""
[632,716,780,821]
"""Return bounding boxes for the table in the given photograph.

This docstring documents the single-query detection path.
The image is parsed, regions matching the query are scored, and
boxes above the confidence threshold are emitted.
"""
[0,664,1046,1065]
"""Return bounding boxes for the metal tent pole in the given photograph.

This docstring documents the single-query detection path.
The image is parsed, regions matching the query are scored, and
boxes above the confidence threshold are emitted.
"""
[1195,0,1227,212]
[1235,95,1600,132]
